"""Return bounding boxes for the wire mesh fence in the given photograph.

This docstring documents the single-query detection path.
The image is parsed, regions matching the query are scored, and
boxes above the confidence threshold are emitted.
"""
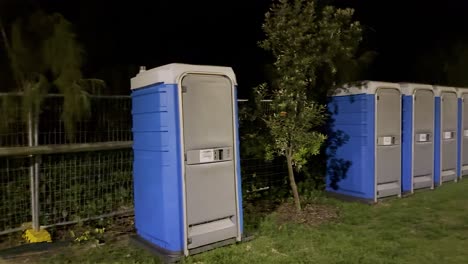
[0,93,134,237]
[0,95,29,147]
[241,158,288,193]
[39,150,133,227]
[0,94,132,147]
[0,156,31,235]
[0,94,287,244]
[38,96,132,144]
[237,99,288,197]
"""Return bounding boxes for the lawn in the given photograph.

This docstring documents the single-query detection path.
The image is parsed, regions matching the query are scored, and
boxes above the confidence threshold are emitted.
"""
[7,180,468,264]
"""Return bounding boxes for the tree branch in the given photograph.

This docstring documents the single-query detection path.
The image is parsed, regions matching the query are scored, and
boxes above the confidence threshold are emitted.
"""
[0,16,24,89]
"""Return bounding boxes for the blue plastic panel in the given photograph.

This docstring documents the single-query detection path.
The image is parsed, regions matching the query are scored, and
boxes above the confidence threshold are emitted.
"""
[326,94,375,200]
[434,96,441,185]
[132,83,184,252]
[457,98,462,177]
[401,96,413,193]
[234,86,244,233]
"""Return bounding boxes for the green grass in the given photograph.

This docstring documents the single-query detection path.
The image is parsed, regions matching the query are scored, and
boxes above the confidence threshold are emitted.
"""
[38,180,468,264]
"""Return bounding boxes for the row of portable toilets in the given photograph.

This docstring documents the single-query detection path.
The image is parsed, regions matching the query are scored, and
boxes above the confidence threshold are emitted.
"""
[326,81,468,202]
[129,64,468,260]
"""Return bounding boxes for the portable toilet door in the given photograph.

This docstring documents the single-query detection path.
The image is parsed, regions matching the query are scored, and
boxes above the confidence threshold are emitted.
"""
[457,87,468,179]
[433,86,458,185]
[400,83,435,194]
[130,63,243,260]
[181,72,242,251]
[374,83,402,200]
[327,81,401,202]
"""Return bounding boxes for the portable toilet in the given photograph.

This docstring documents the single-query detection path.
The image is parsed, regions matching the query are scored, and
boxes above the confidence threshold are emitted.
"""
[130,63,243,261]
[433,86,458,185]
[457,87,468,178]
[400,83,435,193]
[326,81,402,202]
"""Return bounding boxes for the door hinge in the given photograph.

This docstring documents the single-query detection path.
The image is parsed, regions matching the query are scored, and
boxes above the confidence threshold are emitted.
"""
[182,86,187,93]
[184,153,187,161]
[376,95,380,100]
[187,237,192,245]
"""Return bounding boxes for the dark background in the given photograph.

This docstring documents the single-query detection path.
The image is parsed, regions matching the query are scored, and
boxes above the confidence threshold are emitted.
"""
[2,0,468,97]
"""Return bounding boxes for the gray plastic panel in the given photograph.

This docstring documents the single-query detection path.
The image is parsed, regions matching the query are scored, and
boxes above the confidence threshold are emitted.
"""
[441,92,457,181]
[413,90,434,185]
[441,170,457,182]
[181,74,238,247]
[463,95,468,173]
[376,182,400,198]
[376,88,401,193]
[182,75,234,151]
[188,218,237,249]
[413,175,433,189]
[185,161,237,225]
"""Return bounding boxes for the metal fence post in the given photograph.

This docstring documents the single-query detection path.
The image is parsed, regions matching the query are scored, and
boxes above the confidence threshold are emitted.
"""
[28,112,40,231]
[33,114,40,231]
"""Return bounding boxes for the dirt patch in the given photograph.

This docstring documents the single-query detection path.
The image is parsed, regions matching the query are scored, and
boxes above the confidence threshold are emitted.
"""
[0,233,25,251]
[275,202,338,226]
[49,214,135,243]
[0,214,136,263]
[244,199,281,216]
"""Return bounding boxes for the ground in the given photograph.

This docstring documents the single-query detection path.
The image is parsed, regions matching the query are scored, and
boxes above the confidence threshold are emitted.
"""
[2,180,468,264]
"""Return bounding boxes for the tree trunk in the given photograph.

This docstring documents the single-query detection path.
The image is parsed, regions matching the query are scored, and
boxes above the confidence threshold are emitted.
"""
[0,19,9,51]
[0,18,24,89]
[286,150,301,211]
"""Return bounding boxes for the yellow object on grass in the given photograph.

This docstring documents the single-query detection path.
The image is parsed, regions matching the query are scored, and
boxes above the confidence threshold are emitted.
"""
[23,228,52,243]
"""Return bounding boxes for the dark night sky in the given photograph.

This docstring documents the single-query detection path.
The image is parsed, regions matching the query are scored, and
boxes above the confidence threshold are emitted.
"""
[5,0,468,97]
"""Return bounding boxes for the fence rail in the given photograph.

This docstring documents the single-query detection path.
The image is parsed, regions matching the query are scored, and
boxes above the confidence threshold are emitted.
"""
[0,94,286,240]
[0,141,133,157]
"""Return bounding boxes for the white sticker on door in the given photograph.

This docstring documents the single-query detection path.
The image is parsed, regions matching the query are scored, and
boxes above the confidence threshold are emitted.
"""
[418,134,428,142]
[464,130,468,137]
[383,136,393,145]
[444,131,453,139]
[199,149,214,163]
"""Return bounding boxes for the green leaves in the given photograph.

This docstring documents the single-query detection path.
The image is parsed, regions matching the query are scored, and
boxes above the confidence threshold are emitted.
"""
[260,0,364,98]
[256,0,363,199]
[1,10,105,141]
[21,76,48,121]
[42,13,84,78]
[260,93,327,158]
[257,0,363,158]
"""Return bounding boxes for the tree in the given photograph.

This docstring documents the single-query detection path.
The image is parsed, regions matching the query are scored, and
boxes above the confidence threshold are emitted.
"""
[0,10,104,140]
[256,0,363,211]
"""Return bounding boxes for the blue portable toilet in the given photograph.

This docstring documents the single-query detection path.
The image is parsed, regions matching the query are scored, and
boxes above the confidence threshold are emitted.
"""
[456,87,468,178]
[433,86,458,186]
[326,81,402,202]
[400,83,435,194]
[130,63,244,260]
